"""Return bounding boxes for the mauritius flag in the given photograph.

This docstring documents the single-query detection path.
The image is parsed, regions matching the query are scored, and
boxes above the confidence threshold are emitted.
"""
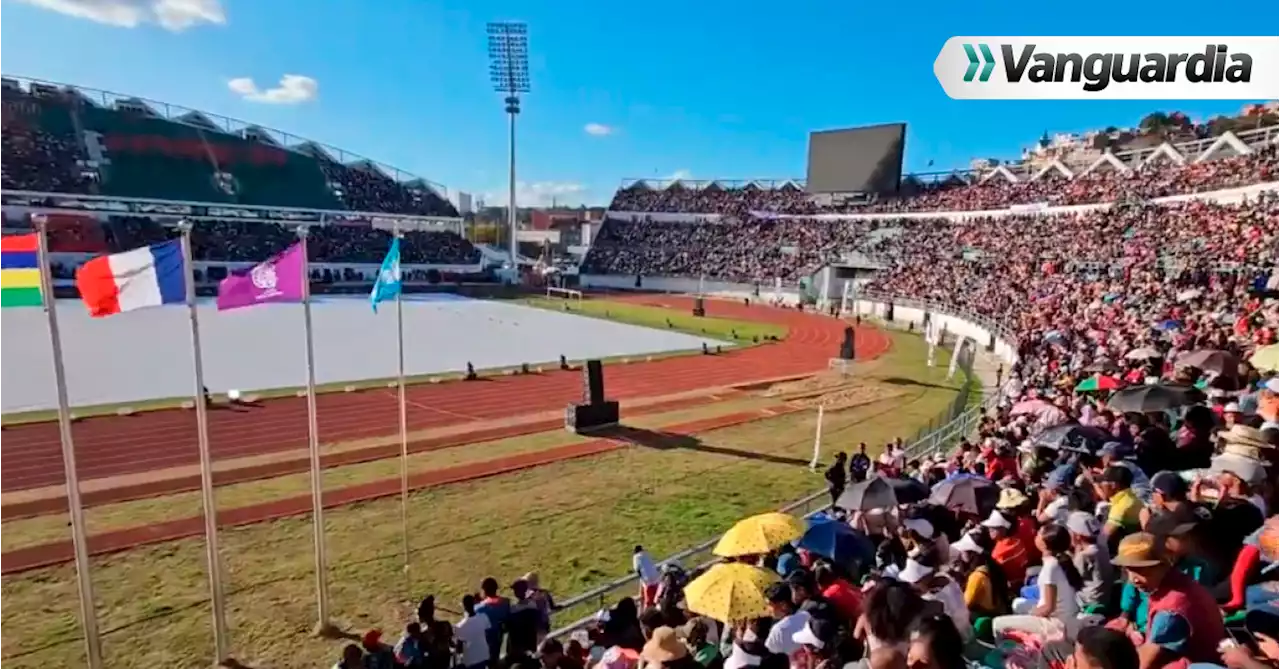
[1,234,43,308]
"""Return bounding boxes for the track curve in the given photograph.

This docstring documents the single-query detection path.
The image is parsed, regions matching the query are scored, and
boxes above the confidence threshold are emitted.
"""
[1,297,889,492]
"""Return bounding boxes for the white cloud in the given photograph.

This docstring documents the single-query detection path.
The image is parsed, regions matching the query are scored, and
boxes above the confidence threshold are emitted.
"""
[484,181,589,207]
[13,0,226,30]
[583,123,615,137]
[664,169,693,180]
[227,75,319,105]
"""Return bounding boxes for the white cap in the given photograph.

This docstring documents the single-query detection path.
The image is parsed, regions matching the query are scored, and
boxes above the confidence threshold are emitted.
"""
[981,509,1012,529]
[903,517,935,539]
[951,533,983,554]
[792,621,825,649]
[898,559,935,584]
[1224,402,1241,414]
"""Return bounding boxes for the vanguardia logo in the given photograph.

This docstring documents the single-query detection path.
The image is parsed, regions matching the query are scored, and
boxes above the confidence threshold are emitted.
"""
[963,44,996,82]
[935,37,1277,100]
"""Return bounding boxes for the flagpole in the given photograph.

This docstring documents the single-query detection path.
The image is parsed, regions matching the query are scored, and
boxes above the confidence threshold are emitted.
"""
[178,221,230,662]
[34,217,104,669]
[298,227,332,634]
[394,232,411,584]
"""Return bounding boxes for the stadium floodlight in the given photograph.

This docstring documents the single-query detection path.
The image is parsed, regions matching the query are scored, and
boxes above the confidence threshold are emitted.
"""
[487,21,530,271]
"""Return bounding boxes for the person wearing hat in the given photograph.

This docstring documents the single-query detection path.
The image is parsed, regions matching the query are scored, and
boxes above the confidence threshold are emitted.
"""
[1094,441,1153,503]
[1117,506,1216,633]
[981,509,1028,589]
[1065,511,1115,613]
[641,627,700,669]
[996,488,1039,567]
[1109,533,1226,669]
[791,618,844,669]
[361,629,396,669]
[1193,430,1269,573]
[951,531,1010,619]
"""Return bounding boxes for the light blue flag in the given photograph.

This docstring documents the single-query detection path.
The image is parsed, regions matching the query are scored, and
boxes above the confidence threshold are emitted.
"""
[370,238,402,312]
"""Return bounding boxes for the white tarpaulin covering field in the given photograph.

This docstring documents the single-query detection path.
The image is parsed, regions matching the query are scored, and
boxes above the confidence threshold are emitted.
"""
[1,295,724,413]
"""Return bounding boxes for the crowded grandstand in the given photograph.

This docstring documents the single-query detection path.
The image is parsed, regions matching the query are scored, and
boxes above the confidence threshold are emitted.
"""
[3,74,1279,669]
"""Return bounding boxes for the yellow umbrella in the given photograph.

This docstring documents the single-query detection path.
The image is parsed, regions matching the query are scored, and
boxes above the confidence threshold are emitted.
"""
[682,562,779,622]
[1250,344,1279,373]
[712,512,805,557]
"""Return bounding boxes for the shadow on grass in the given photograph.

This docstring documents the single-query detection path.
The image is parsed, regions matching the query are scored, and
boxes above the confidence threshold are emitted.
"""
[880,376,956,391]
[598,425,813,467]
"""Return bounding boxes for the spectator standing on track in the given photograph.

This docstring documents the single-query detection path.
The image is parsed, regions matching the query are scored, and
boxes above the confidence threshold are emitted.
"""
[634,545,662,608]
[476,577,511,664]
[456,594,492,669]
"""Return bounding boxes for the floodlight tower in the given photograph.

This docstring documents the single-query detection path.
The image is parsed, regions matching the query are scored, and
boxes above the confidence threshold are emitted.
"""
[487,21,530,273]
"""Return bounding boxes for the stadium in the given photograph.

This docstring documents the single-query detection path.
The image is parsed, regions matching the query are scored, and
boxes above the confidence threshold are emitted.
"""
[0,47,1278,669]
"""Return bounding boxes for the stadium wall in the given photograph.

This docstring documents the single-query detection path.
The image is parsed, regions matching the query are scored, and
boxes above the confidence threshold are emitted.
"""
[576,274,1018,365]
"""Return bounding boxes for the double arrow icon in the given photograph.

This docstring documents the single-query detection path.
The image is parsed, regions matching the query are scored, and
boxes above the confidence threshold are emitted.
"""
[963,43,996,82]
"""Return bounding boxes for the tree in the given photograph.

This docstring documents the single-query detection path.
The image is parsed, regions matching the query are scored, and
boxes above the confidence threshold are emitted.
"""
[1139,111,1174,136]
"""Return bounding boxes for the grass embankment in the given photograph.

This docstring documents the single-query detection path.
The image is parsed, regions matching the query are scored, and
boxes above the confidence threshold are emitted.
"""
[1,298,787,426]
[1,333,957,669]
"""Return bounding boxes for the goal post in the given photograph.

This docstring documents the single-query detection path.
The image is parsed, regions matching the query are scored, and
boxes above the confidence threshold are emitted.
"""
[546,286,583,302]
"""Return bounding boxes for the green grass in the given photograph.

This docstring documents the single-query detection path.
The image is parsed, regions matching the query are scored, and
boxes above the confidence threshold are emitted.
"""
[1,298,787,426]
[0,332,958,669]
[521,297,789,342]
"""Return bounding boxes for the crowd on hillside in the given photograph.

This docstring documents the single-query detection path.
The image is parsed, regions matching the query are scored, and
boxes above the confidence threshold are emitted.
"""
[606,148,1277,216]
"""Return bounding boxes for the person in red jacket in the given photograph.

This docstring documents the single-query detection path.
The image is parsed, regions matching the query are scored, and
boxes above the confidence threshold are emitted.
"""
[813,565,861,625]
[1111,532,1225,669]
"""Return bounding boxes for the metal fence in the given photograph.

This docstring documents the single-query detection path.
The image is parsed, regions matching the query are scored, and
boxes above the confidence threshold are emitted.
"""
[546,343,991,639]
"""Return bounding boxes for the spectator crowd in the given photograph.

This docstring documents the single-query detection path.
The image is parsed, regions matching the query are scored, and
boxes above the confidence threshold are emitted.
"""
[607,148,1276,215]
[332,143,1280,669]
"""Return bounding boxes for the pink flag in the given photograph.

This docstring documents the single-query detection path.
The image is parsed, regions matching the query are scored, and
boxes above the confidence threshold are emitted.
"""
[216,242,306,311]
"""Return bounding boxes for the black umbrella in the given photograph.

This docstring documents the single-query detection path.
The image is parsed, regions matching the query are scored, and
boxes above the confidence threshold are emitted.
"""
[836,476,899,511]
[886,476,929,505]
[1106,383,1206,413]
[1032,424,1112,453]
[1176,350,1240,377]
[929,475,998,514]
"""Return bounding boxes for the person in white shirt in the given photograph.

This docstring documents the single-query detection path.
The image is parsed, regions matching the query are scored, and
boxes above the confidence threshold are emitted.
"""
[632,545,662,608]
[763,582,810,659]
[455,594,492,669]
[993,523,1084,640]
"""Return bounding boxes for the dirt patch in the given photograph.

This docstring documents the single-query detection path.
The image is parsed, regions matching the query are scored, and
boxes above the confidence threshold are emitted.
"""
[761,370,853,396]
[786,385,907,411]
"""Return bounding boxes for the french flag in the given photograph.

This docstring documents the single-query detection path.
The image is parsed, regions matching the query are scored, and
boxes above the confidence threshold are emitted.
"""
[76,241,187,317]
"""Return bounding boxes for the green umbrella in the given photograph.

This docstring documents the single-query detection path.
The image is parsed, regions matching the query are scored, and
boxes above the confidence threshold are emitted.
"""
[1075,376,1122,392]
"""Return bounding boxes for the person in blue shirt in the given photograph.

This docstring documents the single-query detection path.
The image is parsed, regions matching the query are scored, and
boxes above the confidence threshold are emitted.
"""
[475,577,511,663]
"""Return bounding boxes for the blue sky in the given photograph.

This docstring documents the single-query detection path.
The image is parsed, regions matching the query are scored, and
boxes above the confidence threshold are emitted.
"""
[3,0,1276,206]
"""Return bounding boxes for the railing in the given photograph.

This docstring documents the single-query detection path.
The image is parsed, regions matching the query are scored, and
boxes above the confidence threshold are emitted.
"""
[547,329,990,639]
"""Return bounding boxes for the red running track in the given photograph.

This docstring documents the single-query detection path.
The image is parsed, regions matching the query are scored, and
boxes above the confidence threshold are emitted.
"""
[1,297,889,492]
